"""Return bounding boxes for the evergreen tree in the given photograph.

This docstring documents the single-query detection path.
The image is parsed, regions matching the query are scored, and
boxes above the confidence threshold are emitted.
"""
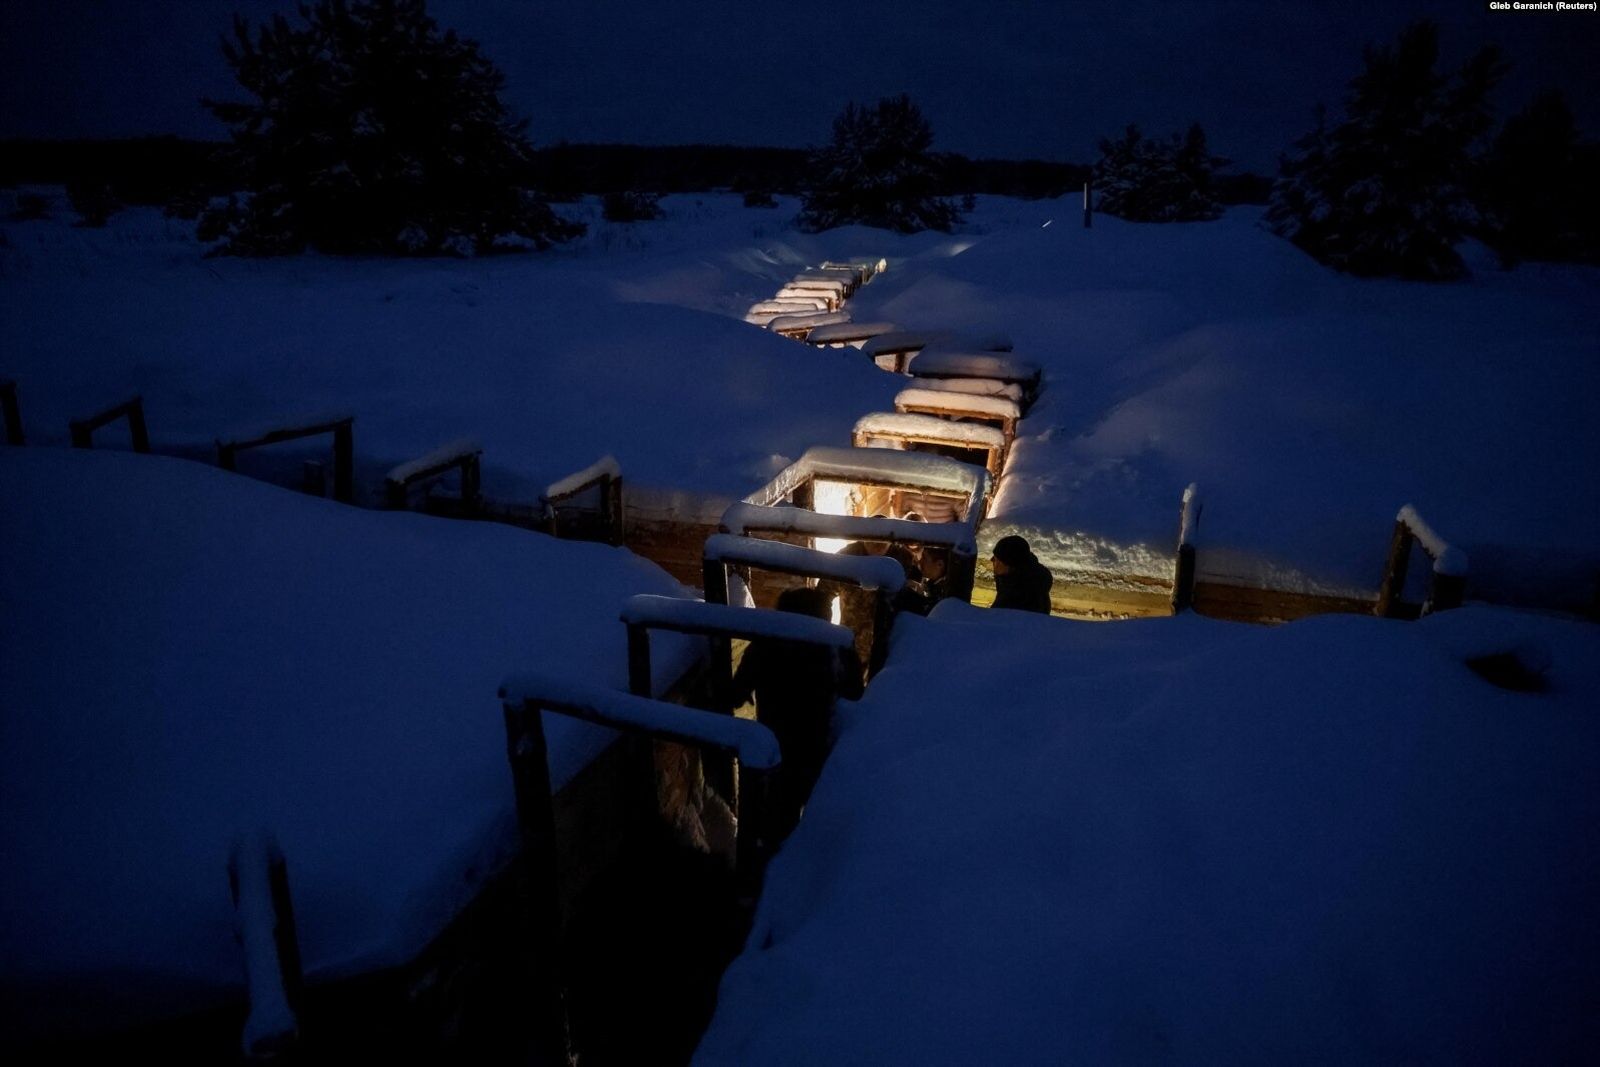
[1478,90,1600,265]
[798,95,959,234]
[1092,123,1224,222]
[199,0,581,256]
[1266,21,1505,280]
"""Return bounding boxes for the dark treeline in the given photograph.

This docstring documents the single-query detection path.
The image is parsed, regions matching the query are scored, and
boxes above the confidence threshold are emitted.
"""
[0,136,1272,208]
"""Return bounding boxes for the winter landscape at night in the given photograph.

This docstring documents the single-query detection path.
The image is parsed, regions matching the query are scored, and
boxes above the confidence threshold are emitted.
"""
[2,1,1598,1063]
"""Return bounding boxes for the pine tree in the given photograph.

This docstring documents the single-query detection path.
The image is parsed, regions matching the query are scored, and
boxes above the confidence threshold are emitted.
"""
[199,0,581,256]
[1093,123,1223,222]
[798,95,959,234]
[1478,90,1600,265]
[1267,21,1505,280]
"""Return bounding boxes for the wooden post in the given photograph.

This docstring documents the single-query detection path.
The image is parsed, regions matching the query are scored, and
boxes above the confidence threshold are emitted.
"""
[301,461,326,498]
[217,441,238,471]
[626,623,652,699]
[1428,572,1466,614]
[866,590,893,677]
[1375,519,1413,618]
[1083,180,1092,229]
[462,453,482,510]
[227,835,305,1062]
[501,700,572,1065]
[1172,543,1197,614]
[605,474,624,546]
[1,381,22,445]
[733,767,770,907]
[331,420,354,504]
[127,397,150,453]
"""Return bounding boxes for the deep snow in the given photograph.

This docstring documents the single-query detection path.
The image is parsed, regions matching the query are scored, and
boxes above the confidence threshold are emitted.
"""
[697,602,1600,1064]
[0,448,699,1040]
[4,190,1594,605]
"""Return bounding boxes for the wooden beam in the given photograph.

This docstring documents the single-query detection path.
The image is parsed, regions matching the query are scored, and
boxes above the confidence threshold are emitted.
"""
[1,380,22,446]
[69,395,149,452]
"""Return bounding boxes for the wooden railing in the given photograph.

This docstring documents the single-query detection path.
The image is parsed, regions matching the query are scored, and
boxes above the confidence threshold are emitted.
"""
[217,415,355,504]
[1376,505,1468,618]
[69,395,149,453]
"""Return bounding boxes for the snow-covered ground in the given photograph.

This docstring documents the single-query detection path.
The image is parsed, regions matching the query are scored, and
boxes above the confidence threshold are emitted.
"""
[4,190,1595,604]
[698,602,1600,1064]
[843,207,1600,603]
[0,448,699,1040]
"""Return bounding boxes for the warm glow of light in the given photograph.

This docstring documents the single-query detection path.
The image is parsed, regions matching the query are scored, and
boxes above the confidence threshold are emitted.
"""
[810,478,857,554]
[829,593,842,625]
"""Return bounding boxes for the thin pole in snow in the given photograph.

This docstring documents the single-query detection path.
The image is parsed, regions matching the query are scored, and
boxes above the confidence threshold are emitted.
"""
[1083,181,1092,229]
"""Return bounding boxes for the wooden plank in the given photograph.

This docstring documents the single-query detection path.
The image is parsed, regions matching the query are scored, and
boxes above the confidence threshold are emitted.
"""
[2,380,24,445]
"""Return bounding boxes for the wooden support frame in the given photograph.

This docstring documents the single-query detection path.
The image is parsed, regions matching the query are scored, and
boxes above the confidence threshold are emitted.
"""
[1,380,22,445]
[227,833,305,1061]
[702,536,903,676]
[69,395,149,453]
[384,440,483,512]
[894,393,1020,444]
[498,681,781,1053]
[543,462,624,547]
[1171,483,1202,614]
[851,417,1008,485]
[217,415,355,504]
[720,504,981,606]
[1376,505,1468,618]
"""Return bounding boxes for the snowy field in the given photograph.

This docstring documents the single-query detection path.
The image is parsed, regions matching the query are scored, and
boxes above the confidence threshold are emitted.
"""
[4,189,1596,604]
[698,602,1600,1064]
[0,448,700,1041]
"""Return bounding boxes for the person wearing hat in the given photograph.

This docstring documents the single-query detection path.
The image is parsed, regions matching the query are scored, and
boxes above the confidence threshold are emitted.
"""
[990,534,1053,614]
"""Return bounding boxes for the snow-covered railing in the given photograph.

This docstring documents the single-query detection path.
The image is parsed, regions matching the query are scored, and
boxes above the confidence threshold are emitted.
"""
[1171,482,1203,614]
[748,297,828,315]
[216,413,355,504]
[775,285,840,311]
[721,503,981,605]
[620,594,861,734]
[804,321,898,348]
[1,380,22,446]
[1377,504,1469,618]
[384,437,482,511]
[69,394,151,454]
[783,278,849,297]
[853,411,1009,481]
[908,350,1042,402]
[720,503,978,556]
[498,673,782,926]
[911,377,1026,403]
[893,386,1022,440]
[541,455,623,546]
[767,310,851,338]
[703,534,906,673]
[750,444,991,510]
[227,832,303,1062]
[794,269,861,296]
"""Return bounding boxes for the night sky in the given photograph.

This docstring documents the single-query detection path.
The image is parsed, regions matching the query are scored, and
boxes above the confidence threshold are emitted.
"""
[2,0,1596,169]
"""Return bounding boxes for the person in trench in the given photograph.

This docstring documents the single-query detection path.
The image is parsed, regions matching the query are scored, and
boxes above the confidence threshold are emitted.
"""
[730,586,864,840]
[990,534,1054,614]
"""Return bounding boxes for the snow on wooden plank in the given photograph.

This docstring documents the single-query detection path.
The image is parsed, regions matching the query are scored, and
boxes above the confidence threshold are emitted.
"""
[1398,504,1469,576]
[909,349,1041,384]
[805,322,898,345]
[862,331,943,357]
[620,594,857,649]
[776,444,990,498]
[784,276,848,291]
[544,454,619,500]
[912,377,1026,402]
[894,387,1021,421]
[704,533,907,593]
[721,502,978,554]
[854,411,1008,449]
[497,673,782,771]
[767,311,852,332]
[748,298,829,315]
[385,437,481,486]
